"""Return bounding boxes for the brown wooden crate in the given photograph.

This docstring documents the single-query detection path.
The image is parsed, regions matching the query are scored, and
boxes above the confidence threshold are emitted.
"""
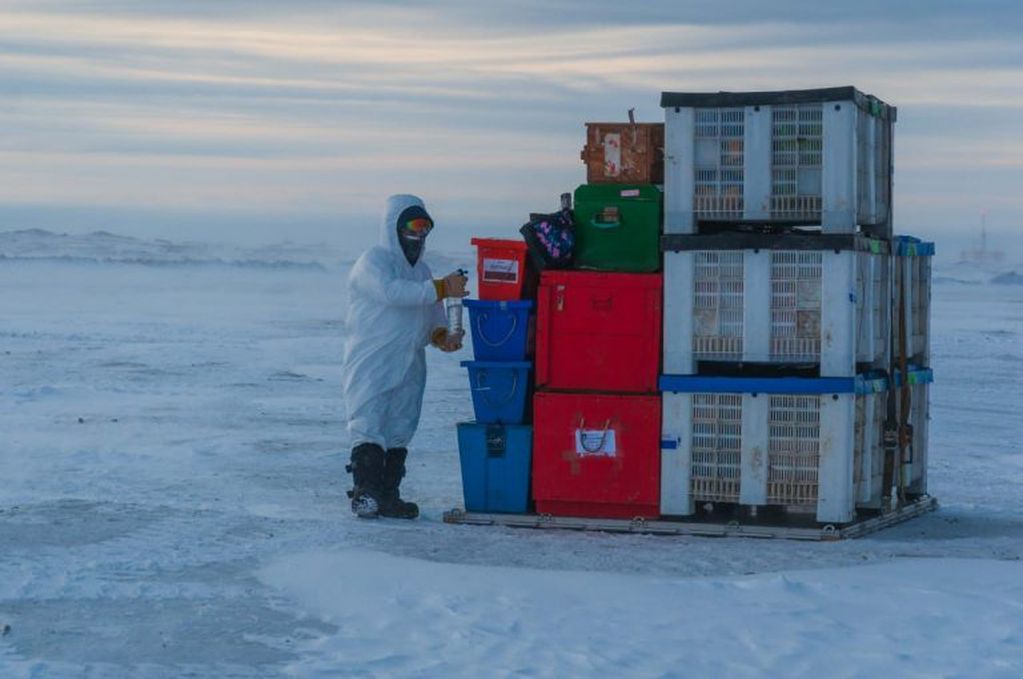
[581,122,664,184]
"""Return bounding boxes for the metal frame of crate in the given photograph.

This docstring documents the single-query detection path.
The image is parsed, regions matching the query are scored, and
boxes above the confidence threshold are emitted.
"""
[661,86,895,236]
[662,233,891,376]
[660,373,890,524]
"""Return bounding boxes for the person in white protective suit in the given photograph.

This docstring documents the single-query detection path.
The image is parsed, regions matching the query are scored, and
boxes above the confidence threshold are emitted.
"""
[341,194,467,519]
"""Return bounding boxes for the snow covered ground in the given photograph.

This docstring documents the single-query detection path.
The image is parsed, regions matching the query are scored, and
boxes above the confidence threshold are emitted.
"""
[1,231,1021,677]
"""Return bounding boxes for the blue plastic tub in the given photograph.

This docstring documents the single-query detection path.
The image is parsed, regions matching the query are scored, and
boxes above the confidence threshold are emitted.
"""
[461,360,532,424]
[457,422,532,514]
[464,299,534,362]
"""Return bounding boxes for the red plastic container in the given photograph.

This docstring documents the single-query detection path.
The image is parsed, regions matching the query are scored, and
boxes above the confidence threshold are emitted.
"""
[536,271,662,393]
[471,238,534,301]
[532,392,661,519]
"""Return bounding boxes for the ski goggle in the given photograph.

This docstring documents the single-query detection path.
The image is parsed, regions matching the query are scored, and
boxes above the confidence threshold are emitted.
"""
[403,217,433,236]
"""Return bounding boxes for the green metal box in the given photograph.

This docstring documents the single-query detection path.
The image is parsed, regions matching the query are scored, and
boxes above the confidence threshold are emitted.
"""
[573,184,662,272]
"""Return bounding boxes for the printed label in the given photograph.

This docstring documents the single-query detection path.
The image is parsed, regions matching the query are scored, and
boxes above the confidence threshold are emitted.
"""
[619,188,640,198]
[602,132,621,177]
[575,429,616,457]
[486,424,506,457]
[482,258,519,284]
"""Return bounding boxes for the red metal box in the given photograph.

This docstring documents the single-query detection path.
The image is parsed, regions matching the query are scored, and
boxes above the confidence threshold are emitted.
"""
[536,271,662,393]
[581,122,664,185]
[532,392,661,519]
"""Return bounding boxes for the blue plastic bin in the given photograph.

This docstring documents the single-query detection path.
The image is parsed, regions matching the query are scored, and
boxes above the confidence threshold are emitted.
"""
[457,422,532,514]
[461,360,532,424]
[464,299,534,361]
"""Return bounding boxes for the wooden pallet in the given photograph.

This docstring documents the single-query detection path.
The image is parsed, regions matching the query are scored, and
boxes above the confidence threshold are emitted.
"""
[443,496,938,542]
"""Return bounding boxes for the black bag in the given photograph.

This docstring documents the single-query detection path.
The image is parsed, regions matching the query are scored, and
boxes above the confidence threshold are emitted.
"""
[519,207,575,271]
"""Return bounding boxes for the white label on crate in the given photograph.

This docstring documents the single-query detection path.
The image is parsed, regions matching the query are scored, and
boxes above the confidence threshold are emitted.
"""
[575,429,617,457]
[482,258,519,284]
[620,188,640,198]
[602,132,621,177]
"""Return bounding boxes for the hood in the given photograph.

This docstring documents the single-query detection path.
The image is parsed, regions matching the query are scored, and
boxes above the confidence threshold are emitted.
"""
[381,193,428,267]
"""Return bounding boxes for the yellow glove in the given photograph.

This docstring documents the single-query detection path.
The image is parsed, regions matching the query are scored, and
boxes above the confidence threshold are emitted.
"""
[431,328,464,353]
[433,271,469,300]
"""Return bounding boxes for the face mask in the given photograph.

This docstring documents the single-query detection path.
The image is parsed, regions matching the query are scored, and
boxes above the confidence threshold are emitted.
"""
[397,226,426,266]
[395,207,433,266]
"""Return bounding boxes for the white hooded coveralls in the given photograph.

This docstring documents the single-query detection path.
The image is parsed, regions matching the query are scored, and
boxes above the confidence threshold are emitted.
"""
[342,194,447,450]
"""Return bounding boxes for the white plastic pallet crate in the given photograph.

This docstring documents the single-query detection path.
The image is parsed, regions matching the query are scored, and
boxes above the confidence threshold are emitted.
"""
[660,374,889,524]
[662,234,890,376]
[893,238,934,366]
[661,86,895,236]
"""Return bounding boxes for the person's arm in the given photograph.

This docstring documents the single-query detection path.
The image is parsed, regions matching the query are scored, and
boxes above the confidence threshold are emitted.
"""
[353,257,468,308]
[352,256,439,307]
[429,277,465,352]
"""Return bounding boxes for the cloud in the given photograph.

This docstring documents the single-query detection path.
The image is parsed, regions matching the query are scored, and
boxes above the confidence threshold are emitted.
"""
[1,1,1021,243]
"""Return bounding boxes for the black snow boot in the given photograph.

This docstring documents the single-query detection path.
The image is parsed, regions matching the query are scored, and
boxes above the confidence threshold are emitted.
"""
[380,447,419,519]
[346,443,386,518]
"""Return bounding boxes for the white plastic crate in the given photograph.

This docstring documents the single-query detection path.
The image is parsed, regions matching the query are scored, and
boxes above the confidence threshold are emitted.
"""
[663,235,890,376]
[893,238,934,366]
[662,87,895,235]
[660,374,889,523]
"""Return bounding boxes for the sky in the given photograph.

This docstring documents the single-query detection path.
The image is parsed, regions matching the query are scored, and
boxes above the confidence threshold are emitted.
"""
[1,0,1021,255]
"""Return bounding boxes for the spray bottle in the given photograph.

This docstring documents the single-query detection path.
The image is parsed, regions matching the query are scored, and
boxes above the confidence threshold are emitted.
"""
[446,268,468,335]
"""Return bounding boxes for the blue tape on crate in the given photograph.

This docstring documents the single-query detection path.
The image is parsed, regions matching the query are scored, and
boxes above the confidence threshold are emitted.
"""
[894,236,936,257]
[659,374,889,396]
[893,367,934,387]
[661,439,679,450]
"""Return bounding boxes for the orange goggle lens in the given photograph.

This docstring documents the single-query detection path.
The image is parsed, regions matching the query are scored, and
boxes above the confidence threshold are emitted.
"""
[404,217,433,234]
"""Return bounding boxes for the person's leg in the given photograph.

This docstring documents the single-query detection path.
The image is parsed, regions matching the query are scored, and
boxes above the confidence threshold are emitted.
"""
[347,387,390,450]
[379,360,428,519]
[345,394,391,518]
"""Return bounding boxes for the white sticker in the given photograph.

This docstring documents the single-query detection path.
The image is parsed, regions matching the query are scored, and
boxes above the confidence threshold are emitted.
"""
[602,132,621,177]
[482,258,519,284]
[619,188,640,198]
[575,429,616,457]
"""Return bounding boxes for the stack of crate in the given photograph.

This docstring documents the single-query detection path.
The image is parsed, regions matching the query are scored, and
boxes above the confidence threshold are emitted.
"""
[528,119,665,519]
[455,239,537,514]
[657,86,933,524]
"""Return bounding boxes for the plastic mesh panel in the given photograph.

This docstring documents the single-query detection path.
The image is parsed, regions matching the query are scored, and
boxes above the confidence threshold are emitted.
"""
[767,395,821,505]
[895,255,931,363]
[694,108,744,220]
[770,252,822,362]
[856,109,872,220]
[691,394,742,502]
[771,105,822,221]
[912,257,931,359]
[872,253,889,365]
[693,251,744,360]
[874,117,892,224]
